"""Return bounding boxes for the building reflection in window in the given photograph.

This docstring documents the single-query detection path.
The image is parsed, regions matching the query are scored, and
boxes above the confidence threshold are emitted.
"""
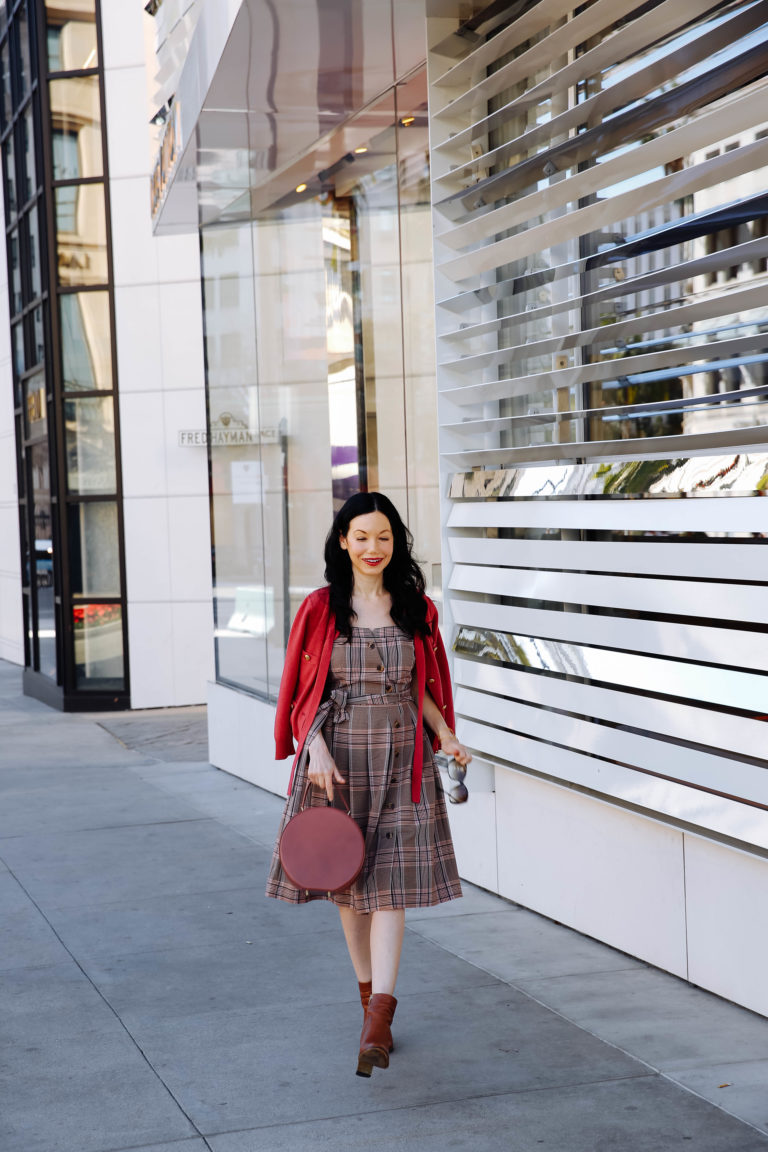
[202,72,440,704]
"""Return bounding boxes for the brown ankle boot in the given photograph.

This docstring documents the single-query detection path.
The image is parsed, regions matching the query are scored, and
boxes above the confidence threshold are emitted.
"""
[358,981,394,1053]
[356,993,397,1077]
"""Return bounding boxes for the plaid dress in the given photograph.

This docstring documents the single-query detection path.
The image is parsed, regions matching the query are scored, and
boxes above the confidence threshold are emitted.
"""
[266,626,462,910]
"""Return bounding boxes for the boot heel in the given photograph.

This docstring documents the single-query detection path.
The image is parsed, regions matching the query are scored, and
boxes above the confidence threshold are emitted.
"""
[356,1046,388,1077]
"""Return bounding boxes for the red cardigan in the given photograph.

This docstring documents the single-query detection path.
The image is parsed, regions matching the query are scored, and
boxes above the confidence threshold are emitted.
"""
[274,586,456,803]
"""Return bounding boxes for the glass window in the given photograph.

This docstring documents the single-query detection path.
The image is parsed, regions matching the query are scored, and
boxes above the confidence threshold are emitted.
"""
[45,0,98,73]
[202,225,270,698]
[26,202,41,299]
[32,304,44,367]
[72,603,123,690]
[23,371,47,439]
[16,4,31,102]
[4,126,16,218]
[55,182,107,286]
[12,319,24,376]
[30,440,56,678]
[20,103,36,201]
[60,291,112,390]
[68,501,120,597]
[64,395,116,494]
[201,77,441,702]
[10,227,21,312]
[0,37,11,129]
[49,76,102,179]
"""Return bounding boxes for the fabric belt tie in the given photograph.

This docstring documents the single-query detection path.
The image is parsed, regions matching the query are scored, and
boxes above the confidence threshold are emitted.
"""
[321,686,413,727]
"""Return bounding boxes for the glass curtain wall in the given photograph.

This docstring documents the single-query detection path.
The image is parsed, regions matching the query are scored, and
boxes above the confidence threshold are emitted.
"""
[202,72,438,702]
[1,0,127,706]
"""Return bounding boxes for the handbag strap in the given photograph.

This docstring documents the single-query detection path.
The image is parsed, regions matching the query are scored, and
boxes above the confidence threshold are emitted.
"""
[299,778,352,817]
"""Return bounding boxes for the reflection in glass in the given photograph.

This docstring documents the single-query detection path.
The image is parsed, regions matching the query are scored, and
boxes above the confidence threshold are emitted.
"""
[46,0,98,72]
[16,3,31,100]
[202,75,442,702]
[0,37,10,127]
[20,104,36,202]
[12,321,24,376]
[449,453,768,501]
[453,627,768,715]
[64,396,116,494]
[27,204,41,299]
[60,291,112,390]
[4,128,16,218]
[55,182,107,286]
[49,76,103,179]
[68,502,120,596]
[10,228,21,312]
[73,603,123,689]
[30,441,56,678]
[32,304,45,366]
[24,371,47,439]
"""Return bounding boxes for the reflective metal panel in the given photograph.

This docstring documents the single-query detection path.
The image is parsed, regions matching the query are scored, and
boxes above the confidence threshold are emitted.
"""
[449,454,768,501]
[453,626,768,715]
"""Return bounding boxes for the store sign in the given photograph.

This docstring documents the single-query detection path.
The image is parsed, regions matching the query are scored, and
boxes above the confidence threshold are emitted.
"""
[178,415,279,447]
[151,100,182,219]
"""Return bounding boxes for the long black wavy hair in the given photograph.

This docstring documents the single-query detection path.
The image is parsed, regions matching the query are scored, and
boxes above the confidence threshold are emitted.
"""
[324,491,428,639]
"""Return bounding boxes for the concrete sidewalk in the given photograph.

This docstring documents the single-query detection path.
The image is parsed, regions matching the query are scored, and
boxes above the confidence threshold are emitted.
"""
[1,658,768,1152]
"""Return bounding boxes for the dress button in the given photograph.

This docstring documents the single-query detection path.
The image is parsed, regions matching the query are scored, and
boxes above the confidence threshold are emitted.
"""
[377,664,384,672]
[394,721,400,729]
[387,803,395,810]
[303,653,311,661]
[394,750,400,758]
[385,832,393,839]
[428,677,435,684]
[386,685,393,693]
[368,642,375,649]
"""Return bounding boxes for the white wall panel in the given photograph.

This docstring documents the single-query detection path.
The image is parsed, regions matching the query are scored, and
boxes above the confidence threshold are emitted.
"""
[684,834,768,1018]
[495,768,688,977]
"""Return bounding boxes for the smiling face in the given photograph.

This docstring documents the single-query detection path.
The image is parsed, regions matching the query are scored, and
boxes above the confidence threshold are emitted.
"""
[339,511,394,581]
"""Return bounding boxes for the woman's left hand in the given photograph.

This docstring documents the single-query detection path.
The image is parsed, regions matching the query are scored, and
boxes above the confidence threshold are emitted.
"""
[439,730,472,767]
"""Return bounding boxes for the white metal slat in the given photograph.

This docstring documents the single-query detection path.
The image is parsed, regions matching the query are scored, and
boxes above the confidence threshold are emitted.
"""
[437,236,768,336]
[433,0,666,123]
[449,599,768,673]
[439,89,768,250]
[438,139,768,283]
[431,0,575,90]
[454,685,768,806]
[431,0,712,156]
[448,564,768,626]
[447,495,766,532]
[440,425,768,470]
[453,657,766,760]
[432,2,768,185]
[455,718,768,850]
[446,538,768,583]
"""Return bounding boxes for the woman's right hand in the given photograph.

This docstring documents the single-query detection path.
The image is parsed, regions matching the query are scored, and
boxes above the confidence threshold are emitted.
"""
[306,733,346,802]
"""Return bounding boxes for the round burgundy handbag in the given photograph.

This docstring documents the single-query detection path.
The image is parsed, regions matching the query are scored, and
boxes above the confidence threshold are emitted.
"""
[279,783,365,895]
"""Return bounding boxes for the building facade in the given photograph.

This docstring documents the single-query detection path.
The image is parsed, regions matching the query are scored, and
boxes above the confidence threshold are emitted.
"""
[2,0,768,1015]
[0,0,214,708]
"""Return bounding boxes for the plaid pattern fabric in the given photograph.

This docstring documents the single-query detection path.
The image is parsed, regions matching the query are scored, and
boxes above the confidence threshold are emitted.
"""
[266,626,462,910]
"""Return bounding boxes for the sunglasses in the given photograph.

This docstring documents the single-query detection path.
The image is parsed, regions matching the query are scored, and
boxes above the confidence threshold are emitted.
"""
[447,760,468,805]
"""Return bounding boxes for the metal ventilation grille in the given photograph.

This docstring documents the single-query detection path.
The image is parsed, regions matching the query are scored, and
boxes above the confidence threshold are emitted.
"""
[428,0,768,849]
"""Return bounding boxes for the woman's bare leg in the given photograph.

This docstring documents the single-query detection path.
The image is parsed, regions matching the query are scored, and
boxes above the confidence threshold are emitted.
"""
[338,906,372,982]
[370,909,405,996]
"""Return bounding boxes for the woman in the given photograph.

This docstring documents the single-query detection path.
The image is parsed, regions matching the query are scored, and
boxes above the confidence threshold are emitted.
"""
[266,491,471,1077]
